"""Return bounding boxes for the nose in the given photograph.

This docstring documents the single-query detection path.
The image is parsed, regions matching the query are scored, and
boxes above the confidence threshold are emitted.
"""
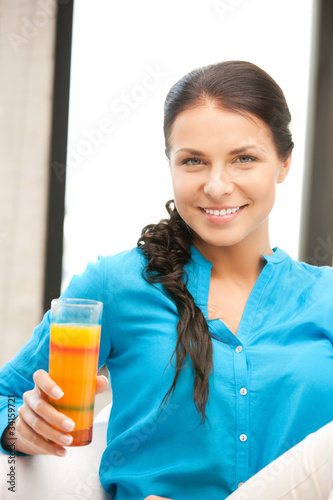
[203,169,234,199]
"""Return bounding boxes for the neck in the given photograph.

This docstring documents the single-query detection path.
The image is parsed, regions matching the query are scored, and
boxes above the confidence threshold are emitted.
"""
[193,229,272,286]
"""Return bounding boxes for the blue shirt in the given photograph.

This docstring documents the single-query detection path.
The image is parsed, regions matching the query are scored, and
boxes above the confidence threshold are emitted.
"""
[0,245,333,499]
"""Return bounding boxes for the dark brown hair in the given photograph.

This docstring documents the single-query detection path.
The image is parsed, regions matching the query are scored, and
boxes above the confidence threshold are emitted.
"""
[138,61,294,424]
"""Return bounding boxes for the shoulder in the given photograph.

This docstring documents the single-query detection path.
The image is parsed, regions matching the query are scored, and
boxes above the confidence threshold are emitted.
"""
[63,246,147,294]
[103,246,147,276]
[101,246,172,308]
[289,256,333,280]
[285,253,333,296]
[101,246,155,292]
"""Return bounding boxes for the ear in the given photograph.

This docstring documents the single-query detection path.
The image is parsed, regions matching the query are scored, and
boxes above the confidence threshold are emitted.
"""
[277,153,292,184]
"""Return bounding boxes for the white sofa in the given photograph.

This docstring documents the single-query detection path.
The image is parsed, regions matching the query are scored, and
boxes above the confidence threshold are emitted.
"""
[0,403,113,500]
[1,403,333,500]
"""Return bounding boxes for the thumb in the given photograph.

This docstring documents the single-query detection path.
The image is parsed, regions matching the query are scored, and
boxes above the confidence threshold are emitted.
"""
[95,374,109,394]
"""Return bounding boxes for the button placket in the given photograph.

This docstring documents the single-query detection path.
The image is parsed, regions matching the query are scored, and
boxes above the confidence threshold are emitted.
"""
[234,342,249,487]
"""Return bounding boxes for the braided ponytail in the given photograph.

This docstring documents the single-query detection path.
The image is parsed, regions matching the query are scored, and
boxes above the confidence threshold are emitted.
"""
[137,200,213,425]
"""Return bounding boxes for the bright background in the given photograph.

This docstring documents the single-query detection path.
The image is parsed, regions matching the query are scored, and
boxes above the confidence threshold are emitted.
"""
[62,0,315,290]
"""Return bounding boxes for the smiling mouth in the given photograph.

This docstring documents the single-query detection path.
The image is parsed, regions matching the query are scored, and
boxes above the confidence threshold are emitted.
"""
[200,205,247,216]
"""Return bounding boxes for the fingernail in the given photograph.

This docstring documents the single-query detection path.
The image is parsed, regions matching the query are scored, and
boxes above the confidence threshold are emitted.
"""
[51,387,64,399]
[60,434,73,445]
[62,419,75,431]
[56,447,67,457]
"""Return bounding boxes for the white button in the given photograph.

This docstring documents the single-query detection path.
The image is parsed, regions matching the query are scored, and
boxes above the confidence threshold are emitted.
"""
[238,482,244,488]
[239,434,247,442]
[236,346,242,353]
[240,387,247,396]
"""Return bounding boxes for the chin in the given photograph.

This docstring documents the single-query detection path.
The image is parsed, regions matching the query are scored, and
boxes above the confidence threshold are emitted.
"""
[193,233,240,248]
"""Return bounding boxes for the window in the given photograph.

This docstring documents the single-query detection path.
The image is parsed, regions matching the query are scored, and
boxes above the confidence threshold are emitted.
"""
[62,0,315,290]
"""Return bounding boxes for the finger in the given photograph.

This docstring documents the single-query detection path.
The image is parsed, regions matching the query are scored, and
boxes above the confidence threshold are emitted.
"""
[144,497,174,500]
[23,390,75,432]
[95,375,109,394]
[18,405,73,447]
[33,369,64,399]
[16,416,67,457]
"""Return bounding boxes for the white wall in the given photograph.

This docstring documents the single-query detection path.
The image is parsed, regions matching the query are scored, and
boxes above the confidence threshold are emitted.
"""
[0,1,56,365]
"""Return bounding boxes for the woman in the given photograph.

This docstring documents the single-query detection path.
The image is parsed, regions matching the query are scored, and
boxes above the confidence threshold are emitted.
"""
[1,61,333,499]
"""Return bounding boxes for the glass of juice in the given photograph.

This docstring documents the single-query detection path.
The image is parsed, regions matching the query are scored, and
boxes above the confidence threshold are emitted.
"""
[48,298,103,446]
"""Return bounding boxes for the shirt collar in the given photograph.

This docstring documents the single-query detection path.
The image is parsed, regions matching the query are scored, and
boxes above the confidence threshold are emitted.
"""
[190,244,288,267]
[261,247,288,264]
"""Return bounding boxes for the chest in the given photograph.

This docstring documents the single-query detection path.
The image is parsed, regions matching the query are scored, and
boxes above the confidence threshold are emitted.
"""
[207,281,253,335]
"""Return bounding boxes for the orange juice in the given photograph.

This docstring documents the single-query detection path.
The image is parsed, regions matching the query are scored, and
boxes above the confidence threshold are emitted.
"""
[48,323,101,446]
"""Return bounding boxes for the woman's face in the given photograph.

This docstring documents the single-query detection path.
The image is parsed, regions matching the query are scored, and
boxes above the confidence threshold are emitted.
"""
[168,104,291,253]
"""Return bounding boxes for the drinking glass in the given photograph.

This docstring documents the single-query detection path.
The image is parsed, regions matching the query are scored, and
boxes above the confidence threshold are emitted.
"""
[48,298,103,446]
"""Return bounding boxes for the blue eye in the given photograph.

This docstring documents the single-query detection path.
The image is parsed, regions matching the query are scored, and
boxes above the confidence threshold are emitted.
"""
[236,155,256,163]
[182,157,203,166]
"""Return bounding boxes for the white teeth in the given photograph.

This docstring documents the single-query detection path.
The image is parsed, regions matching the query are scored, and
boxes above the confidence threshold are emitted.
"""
[204,207,241,216]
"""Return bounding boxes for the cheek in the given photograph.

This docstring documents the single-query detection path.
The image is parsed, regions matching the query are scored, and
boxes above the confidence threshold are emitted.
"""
[171,181,197,223]
[245,172,277,201]
[171,173,195,203]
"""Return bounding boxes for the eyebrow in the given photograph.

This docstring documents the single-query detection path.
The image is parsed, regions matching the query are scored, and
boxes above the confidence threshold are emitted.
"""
[229,145,265,154]
[175,145,265,156]
[174,148,205,156]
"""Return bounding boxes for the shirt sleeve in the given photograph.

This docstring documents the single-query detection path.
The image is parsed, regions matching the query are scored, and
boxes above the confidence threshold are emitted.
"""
[0,255,112,454]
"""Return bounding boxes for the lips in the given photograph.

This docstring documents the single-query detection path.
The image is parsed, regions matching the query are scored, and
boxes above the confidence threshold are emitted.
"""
[199,204,247,223]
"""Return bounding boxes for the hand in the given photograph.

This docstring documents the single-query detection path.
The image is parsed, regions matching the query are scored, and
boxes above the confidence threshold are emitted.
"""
[144,496,174,499]
[2,369,109,457]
